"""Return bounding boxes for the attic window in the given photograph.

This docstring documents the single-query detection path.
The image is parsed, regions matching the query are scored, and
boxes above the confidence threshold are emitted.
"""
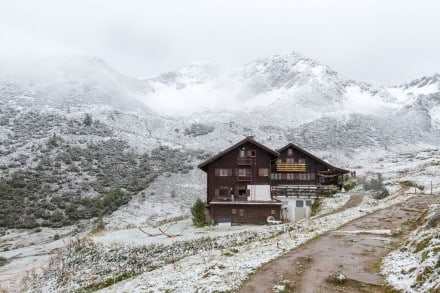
[288,148,293,156]
[239,148,245,157]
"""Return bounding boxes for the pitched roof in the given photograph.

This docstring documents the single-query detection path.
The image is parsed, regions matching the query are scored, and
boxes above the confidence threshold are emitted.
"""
[277,143,349,173]
[198,136,279,171]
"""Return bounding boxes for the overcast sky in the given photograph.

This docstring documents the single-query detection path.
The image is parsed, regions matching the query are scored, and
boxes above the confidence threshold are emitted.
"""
[0,0,439,85]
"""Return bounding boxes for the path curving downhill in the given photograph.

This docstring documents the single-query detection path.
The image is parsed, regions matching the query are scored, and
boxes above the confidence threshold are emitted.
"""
[240,195,435,292]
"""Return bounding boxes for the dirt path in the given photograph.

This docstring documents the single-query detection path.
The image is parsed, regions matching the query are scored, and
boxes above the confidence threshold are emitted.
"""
[240,195,435,292]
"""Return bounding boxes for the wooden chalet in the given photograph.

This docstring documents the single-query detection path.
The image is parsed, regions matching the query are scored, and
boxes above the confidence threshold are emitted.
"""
[198,137,349,225]
[198,137,282,225]
[271,143,349,197]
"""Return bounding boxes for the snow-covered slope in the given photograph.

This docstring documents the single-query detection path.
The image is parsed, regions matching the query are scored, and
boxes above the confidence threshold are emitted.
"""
[0,56,151,112]
[1,51,439,293]
[0,52,439,230]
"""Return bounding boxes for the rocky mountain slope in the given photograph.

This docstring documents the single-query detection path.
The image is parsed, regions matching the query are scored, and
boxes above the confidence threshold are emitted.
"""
[0,51,439,229]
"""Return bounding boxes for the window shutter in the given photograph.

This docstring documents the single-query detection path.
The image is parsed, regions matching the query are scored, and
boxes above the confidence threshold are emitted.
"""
[259,168,268,176]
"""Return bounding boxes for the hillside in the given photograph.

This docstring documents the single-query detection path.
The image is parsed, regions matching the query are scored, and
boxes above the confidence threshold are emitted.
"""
[0,51,439,292]
[0,52,439,229]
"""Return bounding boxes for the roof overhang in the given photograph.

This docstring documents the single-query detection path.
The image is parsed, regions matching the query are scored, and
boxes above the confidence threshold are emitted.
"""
[198,136,279,172]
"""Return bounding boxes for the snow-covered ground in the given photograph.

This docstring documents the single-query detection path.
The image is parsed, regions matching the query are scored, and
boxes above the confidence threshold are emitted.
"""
[382,203,440,292]
[1,148,439,292]
[96,192,416,292]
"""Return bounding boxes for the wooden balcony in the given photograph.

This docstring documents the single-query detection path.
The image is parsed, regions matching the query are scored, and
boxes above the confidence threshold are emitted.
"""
[276,163,306,172]
[236,175,252,181]
[271,185,335,197]
[237,158,252,165]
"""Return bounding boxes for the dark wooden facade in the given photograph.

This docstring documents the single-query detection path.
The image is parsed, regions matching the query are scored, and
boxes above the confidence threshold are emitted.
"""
[198,137,281,225]
[198,138,348,225]
[271,143,348,187]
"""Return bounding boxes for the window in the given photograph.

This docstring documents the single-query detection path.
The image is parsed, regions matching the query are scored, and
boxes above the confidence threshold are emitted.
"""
[287,173,294,180]
[219,188,229,197]
[259,168,269,176]
[271,173,282,180]
[239,209,244,216]
[298,158,306,164]
[299,173,308,180]
[232,208,237,215]
[296,200,304,207]
[237,169,248,176]
[239,149,245,157]
[215,169,231,176]
[286,158,294,163]
[305,200,312,207]
[288,148,293,156]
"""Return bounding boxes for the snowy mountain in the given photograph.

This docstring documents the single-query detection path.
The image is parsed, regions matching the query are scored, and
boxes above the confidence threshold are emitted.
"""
[0,52,439,230]
[142,51,439,152]
[0,56,151,113]
[1,51,440,293]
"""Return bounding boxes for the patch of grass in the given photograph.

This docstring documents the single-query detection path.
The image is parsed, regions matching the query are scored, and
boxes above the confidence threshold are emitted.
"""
[279,280,293,293]
[326,272,347,285]
[415,237,431,253]
[310,198,323,216]
[382,284,402,293]
[416,266,433,284]
[0,256,8,266]
[421,250,430,261]
[399,180,424,191]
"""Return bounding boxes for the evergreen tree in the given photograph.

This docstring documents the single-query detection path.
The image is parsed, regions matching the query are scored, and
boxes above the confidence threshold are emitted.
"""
[83,113,93,126]
[191,198,207,227]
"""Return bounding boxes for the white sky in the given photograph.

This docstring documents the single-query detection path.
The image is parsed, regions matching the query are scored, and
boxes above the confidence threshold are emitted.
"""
[0,0,439,85]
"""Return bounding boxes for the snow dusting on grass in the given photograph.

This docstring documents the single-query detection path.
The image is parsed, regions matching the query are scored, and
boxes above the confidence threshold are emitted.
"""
[382,203,440,292]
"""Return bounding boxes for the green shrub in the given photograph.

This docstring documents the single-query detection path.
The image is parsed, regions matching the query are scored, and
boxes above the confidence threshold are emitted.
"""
[310,198,323,216]
[343,180,357,191]
[191,198,207,227]
[83,113,93,126]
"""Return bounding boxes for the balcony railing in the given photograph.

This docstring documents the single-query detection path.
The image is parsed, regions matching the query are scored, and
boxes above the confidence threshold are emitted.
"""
[276,163,306,172]
[237,158,252,165]
[236,175,252,181]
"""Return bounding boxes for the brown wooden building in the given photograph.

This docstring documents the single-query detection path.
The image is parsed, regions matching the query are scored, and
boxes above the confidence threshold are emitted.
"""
[272,143,348,186]
[198,137,348,225]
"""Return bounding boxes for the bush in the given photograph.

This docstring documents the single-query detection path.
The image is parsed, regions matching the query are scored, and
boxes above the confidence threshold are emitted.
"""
[191,198,207,227]
[83,113,93,126]
[363,173,384,191]
[364,173,390,199]
[343,180,357,191]
[374,188,390,199]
